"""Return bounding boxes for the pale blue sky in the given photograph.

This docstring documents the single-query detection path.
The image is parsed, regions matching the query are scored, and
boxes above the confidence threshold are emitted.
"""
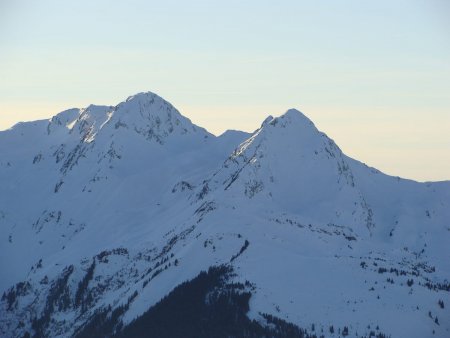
[1,0,449,181]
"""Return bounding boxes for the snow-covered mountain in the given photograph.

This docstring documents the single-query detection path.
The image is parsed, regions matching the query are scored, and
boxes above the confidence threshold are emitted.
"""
[1,92,449,338]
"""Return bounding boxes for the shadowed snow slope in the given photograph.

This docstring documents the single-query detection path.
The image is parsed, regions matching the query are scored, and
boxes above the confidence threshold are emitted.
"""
[1,92,449,338]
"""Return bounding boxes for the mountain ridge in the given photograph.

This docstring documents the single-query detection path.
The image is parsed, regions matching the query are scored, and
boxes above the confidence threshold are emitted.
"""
[1,92,449,338]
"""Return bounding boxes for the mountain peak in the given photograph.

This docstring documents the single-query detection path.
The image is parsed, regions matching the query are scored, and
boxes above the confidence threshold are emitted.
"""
[282,108,310,120]
[265,108,316,131]
[118,91,176,115]
[45,92,212,146]
[124,91,161,104]
[111,91,211,144]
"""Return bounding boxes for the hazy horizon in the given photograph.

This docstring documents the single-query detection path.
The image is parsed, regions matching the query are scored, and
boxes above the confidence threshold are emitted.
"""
[1,0,449,182]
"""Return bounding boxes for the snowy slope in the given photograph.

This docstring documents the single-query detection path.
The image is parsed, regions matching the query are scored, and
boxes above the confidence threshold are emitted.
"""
[0,92,449,338]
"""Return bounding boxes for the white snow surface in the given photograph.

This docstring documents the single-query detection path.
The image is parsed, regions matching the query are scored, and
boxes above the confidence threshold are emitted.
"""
[0,92,449,337]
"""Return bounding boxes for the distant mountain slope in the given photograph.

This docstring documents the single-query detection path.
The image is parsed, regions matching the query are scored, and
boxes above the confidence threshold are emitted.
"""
[1,92,449,338]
